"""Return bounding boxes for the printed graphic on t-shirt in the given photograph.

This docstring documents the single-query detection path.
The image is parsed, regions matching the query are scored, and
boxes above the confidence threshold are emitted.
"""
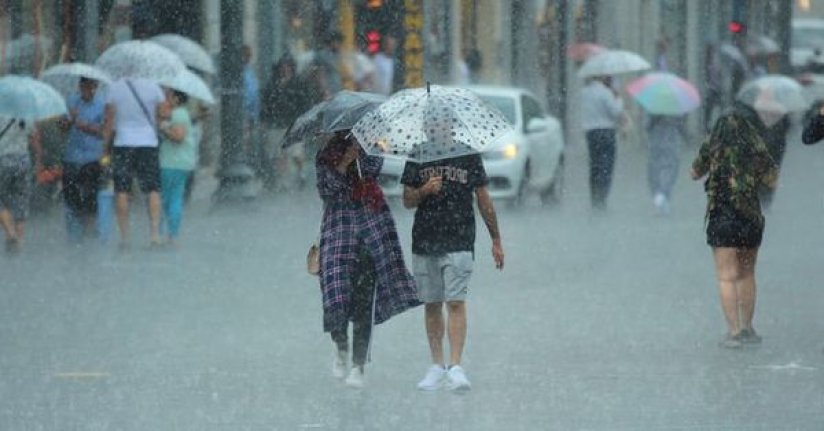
[401,154,488,255]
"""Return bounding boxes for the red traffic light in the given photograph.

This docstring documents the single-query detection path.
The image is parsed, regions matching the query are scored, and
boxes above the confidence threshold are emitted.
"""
[728,21,745,34]
[366,30,381,54]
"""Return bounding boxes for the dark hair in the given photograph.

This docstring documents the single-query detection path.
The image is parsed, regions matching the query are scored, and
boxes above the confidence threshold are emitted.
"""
[173,90,189,104]
[79,77,96,85]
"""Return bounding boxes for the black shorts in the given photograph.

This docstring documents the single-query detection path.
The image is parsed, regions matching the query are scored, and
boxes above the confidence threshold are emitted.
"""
[706,207,763,248]
[62,161,101,216]
[112,147,160,193]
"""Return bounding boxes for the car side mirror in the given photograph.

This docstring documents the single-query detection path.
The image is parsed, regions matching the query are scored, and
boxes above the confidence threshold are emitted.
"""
[526,118,549,134]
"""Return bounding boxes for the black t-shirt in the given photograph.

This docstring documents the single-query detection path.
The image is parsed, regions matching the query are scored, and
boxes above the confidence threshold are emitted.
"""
[401,154,489,255]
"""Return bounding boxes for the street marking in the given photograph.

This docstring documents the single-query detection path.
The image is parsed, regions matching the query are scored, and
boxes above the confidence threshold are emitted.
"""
[748,361,817,371]
[53,372,111,379]
[299,425,324,429]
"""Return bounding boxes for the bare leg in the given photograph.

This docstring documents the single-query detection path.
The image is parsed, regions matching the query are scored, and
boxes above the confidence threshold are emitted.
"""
[737,248,759,330]
[147,191,162,244]
[424,302,445,365]
[0,209,16,241]
[713,247,741,335]
[446,301,467,366]
[116,192,130,245]
[14,220,24,243]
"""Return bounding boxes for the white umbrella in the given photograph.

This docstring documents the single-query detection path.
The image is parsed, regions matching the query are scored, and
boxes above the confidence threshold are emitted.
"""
[746,35,780,56]
[95,40,186,82]
[737,75,807,113]
[577,50,651,78]
[150,33,216,75]
[352,85,513,162]
[0,75,67,121]
[159,69,216,104]
[41,62,113,97]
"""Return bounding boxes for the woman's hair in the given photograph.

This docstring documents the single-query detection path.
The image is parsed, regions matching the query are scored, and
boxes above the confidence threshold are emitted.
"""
[173,90,189,105]
[317,131,354,168]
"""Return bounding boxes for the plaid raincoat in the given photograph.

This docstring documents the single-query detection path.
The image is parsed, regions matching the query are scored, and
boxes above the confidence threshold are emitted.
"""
[316,152,420,333]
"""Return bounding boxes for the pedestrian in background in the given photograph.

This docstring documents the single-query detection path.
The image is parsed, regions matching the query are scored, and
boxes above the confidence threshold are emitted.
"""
[802,99,824,145]
[691,101,777,349]
[402,152,504,392]
[262,54,311,190]
[0,118,42,254]
[242,45,262,173]
[315,131,419,389]
[103,78,170,250]
[580,75,624,210]
[373,35,397,96]
[645,114,687,215]
[59,77,105,243]
[158,89,196,247]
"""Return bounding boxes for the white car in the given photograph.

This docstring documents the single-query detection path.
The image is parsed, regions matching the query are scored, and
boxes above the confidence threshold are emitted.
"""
[792,18,824,70]
[377,85,565,205]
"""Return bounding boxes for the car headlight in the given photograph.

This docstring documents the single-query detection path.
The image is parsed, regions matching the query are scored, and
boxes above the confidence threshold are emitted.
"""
[483,143,518,160]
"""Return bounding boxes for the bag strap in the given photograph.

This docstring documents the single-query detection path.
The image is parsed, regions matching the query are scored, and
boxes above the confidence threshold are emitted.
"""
[0,118,17,143]
[125,80,156,128]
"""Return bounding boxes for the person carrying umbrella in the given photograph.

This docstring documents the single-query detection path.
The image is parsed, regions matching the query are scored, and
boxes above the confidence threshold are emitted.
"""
[626,72,701,215]
[157,89,197,247]
[0,117,42,254]
[580,75,625,210]
[315,131,419,389]
[58,77,106,243]
[103,78,170,250]
[352,84,509,391]
[691,100,778,349]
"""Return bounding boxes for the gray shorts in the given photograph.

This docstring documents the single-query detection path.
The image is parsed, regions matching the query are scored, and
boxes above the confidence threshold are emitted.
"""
[413,252,474,303]
[0,154,32,221]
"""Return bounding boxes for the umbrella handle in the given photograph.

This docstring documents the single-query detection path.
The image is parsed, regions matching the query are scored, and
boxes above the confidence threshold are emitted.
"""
[356,157,363,179]
[427,81,430,94]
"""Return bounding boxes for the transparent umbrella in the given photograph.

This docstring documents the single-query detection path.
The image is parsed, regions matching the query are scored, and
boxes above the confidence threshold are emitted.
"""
[159,69,215,104]
[95,40,186,82]
[150,33,216,75]
[41,62,113,97]
[282,91,387,148]
[0,75,67,121]
[351,84,513,162]
[577,50,651,78]
[737,75,807,114]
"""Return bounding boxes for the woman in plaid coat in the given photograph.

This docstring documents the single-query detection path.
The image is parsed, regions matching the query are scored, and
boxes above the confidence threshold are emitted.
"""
[315,131,419,388]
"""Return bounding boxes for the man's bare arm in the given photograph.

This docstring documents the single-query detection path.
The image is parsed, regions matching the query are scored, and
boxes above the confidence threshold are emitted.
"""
[475,186,504,269]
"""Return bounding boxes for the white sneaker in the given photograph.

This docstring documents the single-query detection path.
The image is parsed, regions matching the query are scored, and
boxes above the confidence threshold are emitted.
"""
[653,193,670,215]
[345,366,365,389]
[416,364,447,391]
[332,348,348,379]
[446,365,471,391]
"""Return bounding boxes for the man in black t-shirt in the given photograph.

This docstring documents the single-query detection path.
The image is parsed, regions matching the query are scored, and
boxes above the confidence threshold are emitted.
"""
[401,153,504,391]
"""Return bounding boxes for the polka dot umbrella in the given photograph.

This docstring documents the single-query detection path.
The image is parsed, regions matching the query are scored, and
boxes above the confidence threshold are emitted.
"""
[351,84,513,162]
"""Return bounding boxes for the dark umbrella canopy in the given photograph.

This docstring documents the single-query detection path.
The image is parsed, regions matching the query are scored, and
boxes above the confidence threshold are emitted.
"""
[281,90,386,148]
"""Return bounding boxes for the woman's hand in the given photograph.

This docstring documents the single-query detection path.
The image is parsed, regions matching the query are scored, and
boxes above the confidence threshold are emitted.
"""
[335,144,359,174]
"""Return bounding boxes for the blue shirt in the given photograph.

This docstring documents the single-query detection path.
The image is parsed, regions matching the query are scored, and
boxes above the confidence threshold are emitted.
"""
[243,65,260,123]
[64,93,105,164]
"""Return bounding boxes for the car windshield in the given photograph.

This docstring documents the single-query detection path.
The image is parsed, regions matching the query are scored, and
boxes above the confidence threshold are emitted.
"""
[477,95,517,125]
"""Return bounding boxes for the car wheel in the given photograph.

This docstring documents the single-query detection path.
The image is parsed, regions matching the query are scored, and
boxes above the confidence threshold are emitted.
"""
[540,155,564,206]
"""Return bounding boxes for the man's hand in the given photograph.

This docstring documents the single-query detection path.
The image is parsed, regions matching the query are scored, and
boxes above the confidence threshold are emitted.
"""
[492,238,504,270]
[420,176,443,196]
[818,104,824,117]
